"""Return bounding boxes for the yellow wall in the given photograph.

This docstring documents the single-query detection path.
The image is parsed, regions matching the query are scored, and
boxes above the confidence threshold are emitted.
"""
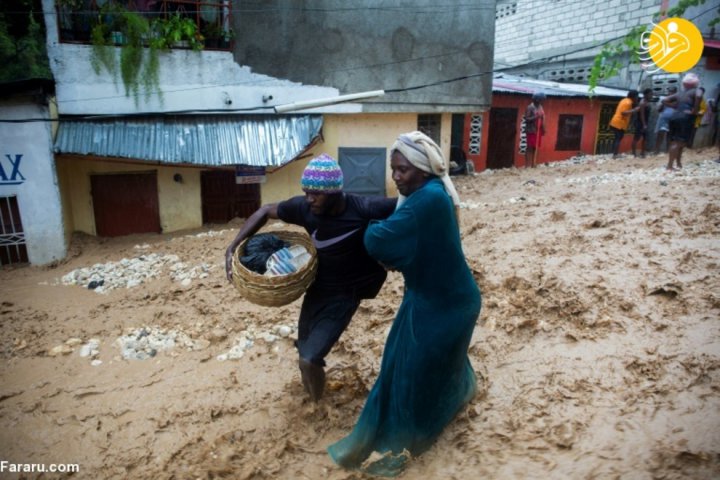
[57,113,455,235]
[262,113,436,204]
[260,157,309,205]
[57,156,201,235]
[157,167,201,232]
[55,157,75,245]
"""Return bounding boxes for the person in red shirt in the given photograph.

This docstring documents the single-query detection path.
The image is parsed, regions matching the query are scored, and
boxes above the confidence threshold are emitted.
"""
[524,92,546,168]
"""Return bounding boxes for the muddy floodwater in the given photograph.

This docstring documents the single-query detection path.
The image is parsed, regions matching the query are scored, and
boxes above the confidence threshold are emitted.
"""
[1,151,719,479]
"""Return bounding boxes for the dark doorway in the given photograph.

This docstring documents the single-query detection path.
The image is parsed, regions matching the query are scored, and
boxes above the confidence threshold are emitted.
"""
[487,108,518,169]
[91,172,161,237]
[338,148,386,197]
[451,113,465,147]
[201,170,260,223]
[0,196,28,265]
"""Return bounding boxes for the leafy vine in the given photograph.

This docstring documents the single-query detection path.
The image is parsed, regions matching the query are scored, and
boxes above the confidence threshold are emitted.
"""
[588,0,720,93]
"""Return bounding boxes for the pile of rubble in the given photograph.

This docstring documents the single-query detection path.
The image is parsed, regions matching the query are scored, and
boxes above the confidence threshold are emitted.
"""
[216,324,294,361]
[59,253,214,293]
[47,337,103,366]
[116,326,196,360]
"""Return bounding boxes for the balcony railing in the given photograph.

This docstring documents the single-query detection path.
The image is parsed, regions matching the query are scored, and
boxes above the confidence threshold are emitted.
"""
[56,0,233,51]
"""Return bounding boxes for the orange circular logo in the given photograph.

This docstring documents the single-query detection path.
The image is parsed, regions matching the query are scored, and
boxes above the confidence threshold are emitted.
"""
[641,18,703,73]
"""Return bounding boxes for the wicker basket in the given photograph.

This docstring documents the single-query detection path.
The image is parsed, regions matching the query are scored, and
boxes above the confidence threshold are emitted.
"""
[231,230,318,307]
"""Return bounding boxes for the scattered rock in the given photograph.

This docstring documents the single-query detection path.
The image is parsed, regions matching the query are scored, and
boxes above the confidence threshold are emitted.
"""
[209,328,228,343]
[57,254,217,294]
[48,344,73,357]
[116,327,195,360]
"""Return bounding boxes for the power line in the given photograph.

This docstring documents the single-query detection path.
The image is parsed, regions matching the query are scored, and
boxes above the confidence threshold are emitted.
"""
[4,3,718,121]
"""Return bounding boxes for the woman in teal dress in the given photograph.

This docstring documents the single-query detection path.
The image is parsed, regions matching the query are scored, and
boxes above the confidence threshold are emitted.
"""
[327,131,482,476]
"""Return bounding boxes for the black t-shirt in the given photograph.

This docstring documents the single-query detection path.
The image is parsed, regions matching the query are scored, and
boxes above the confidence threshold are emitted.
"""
[277,194,397,298]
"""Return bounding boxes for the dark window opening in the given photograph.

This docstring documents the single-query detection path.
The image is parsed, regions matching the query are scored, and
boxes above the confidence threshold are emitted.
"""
[417,114,441,145]
[556,114,583,151]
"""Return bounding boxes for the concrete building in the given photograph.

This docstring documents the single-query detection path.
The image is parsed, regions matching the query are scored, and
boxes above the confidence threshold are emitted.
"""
[493,0,720,149]
[234,0,495,114]
[0,80,66,265]
[19,0,496,264]
[473,75,629,170]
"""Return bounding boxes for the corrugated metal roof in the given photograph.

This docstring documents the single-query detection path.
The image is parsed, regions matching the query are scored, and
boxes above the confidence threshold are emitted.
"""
[493,74,629,98]
[54,115,323,167]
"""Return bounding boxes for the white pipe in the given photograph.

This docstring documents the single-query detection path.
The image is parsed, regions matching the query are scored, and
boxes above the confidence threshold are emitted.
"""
[273,90,385,113]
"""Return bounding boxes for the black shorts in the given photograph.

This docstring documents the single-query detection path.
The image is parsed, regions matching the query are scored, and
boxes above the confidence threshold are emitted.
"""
[295,287,361,366]
[668,113,694,143]
[633,125,647,140]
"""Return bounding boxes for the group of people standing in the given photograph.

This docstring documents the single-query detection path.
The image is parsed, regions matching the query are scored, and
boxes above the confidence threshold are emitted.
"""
[609,72,711,171]
[225,132,481,476]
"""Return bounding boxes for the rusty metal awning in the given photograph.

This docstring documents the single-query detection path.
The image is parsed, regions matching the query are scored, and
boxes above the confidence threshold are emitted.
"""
[53,114,323,167]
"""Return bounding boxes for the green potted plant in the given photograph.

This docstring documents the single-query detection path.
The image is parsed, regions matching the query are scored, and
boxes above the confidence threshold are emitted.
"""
[88,5,205,104]
[151,13,203,51]
[90,3,157,101]
[220,25,234,49]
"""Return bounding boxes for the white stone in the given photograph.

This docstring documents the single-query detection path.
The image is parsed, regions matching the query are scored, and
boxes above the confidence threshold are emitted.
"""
[49,344,73,356]
[277,325,292,338]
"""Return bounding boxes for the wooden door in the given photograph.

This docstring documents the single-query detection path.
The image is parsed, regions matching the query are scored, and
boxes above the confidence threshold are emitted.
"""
[487,108,518,169]
[201,170,260,223]
[90,172,161,237]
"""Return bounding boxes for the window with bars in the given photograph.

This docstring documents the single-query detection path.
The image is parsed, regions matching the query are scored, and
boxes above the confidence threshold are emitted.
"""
[0,196,28,265]
[555,114,583,151]
[417,114,441,145]
[56,0,233,50]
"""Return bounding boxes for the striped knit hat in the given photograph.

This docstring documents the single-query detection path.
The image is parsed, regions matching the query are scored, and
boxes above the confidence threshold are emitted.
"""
[300,154,344,193]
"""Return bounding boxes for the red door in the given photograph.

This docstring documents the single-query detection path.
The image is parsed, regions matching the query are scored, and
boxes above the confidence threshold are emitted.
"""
[90,172,161,237]
[201,170,260,223]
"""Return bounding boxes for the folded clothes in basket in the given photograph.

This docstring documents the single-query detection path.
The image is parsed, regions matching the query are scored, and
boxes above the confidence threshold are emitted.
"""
[265,245,312,276]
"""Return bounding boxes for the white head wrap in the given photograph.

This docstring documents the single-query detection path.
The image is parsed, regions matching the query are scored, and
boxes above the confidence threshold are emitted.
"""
[682,72,699,88]
[390,131,462,214]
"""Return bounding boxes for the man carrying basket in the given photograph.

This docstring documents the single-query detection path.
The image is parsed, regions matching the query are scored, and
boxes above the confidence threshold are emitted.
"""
[225,154,397,402]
